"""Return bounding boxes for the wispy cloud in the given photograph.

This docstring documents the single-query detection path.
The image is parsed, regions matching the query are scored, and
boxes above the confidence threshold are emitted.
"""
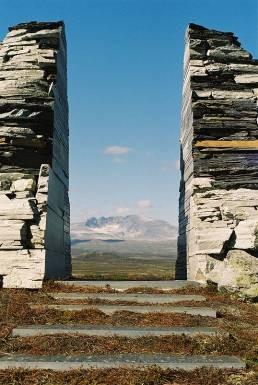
[104,146,132,155]
[116,207,130,215]
[137,200,152,209]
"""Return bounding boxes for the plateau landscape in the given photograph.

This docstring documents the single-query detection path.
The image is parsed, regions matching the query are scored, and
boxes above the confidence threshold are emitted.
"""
[71,215,177,279]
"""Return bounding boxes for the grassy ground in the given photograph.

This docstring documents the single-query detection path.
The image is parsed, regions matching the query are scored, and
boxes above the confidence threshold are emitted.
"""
[0,283,257,385]
[72,252,175,280]
[0,367,257,385]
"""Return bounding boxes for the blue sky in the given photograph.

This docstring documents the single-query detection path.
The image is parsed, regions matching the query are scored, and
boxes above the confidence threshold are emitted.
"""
[0,0,257,224]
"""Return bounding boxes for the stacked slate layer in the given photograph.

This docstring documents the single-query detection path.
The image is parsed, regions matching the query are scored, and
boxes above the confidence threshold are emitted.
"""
[0,21,71,288]
[177,24,258,295]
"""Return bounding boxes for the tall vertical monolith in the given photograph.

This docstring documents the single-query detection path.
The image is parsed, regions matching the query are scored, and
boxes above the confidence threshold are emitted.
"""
[0,21,70,288]
[177,24,258,296]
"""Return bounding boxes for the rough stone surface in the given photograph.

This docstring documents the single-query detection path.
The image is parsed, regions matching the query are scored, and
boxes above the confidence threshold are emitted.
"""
[0,21,71,288]
[30,304,217,317]
[0,354,245,370]
[177,24,258,297]
[12,325,226,337]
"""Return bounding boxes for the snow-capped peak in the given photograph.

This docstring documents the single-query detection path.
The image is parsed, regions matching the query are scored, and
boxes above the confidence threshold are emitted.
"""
[71,215,177,242]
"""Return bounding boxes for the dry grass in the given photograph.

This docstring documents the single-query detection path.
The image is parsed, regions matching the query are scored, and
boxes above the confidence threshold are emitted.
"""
[0,284,257,385]
[0,367,257,385]
[43,281,119,293]
[0,334,256,358]
[37,297,213,308]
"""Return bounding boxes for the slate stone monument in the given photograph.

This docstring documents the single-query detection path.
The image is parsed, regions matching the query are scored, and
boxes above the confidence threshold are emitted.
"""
[0,21,71,288]
[177,24,258,296]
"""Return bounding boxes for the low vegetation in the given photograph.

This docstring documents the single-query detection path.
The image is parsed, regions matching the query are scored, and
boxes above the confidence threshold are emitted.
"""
[0,367,257,385]
[0,283,257,385]
[72,251,175,280]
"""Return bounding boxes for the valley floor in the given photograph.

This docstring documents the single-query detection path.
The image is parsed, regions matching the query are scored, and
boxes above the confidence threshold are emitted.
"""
[72,252,176,280]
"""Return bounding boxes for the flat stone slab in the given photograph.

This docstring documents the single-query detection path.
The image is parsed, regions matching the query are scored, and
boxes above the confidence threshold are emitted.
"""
[0,354,245,370]
[48,293,206,303]
[55,280,200,291]
[12,325,225,338]
[30,304,217,317]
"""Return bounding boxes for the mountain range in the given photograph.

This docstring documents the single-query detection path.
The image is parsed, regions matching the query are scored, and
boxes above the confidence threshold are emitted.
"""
[71,215,177,243]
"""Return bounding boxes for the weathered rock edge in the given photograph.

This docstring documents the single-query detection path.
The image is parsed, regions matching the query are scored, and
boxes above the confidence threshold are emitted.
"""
[177,24,258,297]
[0,21,71,288]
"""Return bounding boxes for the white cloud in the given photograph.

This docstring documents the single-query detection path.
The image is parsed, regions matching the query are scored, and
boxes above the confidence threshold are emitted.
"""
[116,207,130,215]
[137,200,152,209]
[104,146,132,156]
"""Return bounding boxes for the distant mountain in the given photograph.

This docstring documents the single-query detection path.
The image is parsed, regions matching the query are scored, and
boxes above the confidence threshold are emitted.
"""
[71,215,177,242]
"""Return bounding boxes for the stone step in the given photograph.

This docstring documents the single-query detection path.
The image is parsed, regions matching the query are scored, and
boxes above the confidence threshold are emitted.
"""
[0,354,245,370]
[30,304,217,317]
[55,280,200,291]
[12,325,225,338]
[47,292,206,303]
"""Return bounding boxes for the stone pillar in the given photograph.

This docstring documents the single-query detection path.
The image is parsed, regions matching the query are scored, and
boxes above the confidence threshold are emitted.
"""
[0,21,71,288]
[177,24,258,296]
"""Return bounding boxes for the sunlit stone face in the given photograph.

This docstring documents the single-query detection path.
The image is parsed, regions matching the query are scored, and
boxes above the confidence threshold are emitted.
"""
[0,22,71,288]
[177,24,258,296]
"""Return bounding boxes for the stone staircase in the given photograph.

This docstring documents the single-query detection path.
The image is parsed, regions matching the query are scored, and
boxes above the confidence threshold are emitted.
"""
[0,280,246,371]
